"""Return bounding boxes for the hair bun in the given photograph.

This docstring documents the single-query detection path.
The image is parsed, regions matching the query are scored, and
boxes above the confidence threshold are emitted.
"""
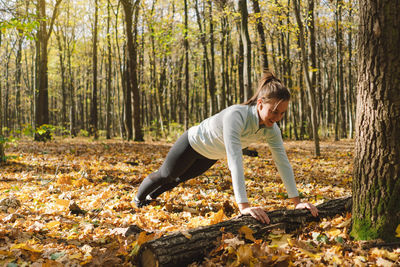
[261,69,279,83]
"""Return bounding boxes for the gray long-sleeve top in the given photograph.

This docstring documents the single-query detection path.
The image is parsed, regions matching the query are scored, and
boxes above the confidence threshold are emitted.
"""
[188,104,299,204]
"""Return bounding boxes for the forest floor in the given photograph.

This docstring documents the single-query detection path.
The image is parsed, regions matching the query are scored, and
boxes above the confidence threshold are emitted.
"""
[0,137,399,266]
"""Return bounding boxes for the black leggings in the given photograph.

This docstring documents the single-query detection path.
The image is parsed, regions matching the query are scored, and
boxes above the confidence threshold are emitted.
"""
[135,131,217,200]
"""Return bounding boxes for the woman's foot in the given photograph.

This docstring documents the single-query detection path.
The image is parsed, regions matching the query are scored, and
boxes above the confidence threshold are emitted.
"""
[133,196,154,208]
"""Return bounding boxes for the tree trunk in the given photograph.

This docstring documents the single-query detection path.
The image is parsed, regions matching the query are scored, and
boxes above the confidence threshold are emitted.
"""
[238,0,252,101]
[184,0,190,130]
[308,0,317,130]
[0,31,4,162]
[55,30,67,129]
[251,0,269,70]
[208,1,217,114]
[351,0,400,242]
[15,30,23,134]
[34,0,62,141]
[220,16,227,110]
[90,0,99,139]
[194,0,209,120]
[137,197,352,267]
[347,5,354,139]
[293,0,320,156]
[106,0,112,139]
[237,22,244,103]
[338,0,346,139]
[122,0,143,141]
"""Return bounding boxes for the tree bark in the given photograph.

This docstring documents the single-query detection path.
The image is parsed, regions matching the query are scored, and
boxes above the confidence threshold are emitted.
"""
[34,0,62,141]
[122,0,143,141]
[0,31,4,162]
[293,0,320,156]
[55,29,67,129]
[208,1,217,114]
[136,197,352,267]
[15,30,23,134]
[105,0,112,139]
[194,0,209,120]
[251,0,268,70]
[238,0,252,101]
[184,0,189,130]
[90,0,99,139]
[351,0,400,242]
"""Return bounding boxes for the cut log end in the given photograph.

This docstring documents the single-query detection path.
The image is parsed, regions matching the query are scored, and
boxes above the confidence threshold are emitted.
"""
[140,248,159,267]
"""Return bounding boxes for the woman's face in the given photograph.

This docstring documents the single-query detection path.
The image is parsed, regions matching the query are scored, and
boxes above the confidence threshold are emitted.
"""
[257,98,289,127]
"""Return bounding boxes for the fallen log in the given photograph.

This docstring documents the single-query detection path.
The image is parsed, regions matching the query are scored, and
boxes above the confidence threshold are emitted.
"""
[136,196,352,267]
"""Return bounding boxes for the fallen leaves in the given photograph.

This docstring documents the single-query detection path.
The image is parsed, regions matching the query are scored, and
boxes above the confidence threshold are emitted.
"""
[0,138,398,266]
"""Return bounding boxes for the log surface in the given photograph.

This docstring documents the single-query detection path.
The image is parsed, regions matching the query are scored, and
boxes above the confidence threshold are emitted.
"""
[137,196,352,267]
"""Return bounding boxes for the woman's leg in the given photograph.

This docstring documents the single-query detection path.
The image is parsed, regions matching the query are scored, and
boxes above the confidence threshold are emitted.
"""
[148,158,217,199]
[135,131,210,201]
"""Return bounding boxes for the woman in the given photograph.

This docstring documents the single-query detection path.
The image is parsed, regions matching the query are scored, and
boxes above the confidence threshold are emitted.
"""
[134,70,318,223]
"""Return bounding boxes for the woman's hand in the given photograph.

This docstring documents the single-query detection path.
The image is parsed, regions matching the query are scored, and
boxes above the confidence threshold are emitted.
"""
[238,203,270,224]
[295,202,319,217]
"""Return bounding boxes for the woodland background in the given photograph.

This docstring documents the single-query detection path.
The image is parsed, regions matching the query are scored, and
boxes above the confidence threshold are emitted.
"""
[0,0,356,144]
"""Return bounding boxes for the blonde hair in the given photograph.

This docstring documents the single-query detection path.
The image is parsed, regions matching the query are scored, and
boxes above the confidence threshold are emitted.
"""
[243,70,290,105]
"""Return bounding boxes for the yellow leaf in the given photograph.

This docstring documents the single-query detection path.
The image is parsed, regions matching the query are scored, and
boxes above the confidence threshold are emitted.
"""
[56,198,70,208]
[137,231,156,246]
[80,255,93,265]
[0,250,12,256]
[209,209,226,224]
[10,243,43,253]
[45,221,61,230]
[288,238,321,259]
[327,228,342,238]
[239,225,256,242]
[269,233,292,248]
[371,247,399,262]
[396,224,400,237]
[69,252,83,260]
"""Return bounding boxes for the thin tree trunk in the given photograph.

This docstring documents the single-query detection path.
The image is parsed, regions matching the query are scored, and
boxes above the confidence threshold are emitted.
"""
[348,6,354,139]
[293,0,320,156]
[308,0,317,133]
[195,0,209,120]
[220,15,227,110]
[238,0,252,101]
[106,0,112,139]
[338,0,346,138]
[0,31,4,162]
[90,0,99,139]
[184,0,190,129]
[55,30,67,129]
[208,1,217,114]
[237,21,244,103]
[251,0,269,70]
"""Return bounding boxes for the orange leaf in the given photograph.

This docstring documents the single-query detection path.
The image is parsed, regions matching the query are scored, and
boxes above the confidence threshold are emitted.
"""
[45,221,61,230]
[209,209,226,224]
[239,225,256,242]
[56,199,70,208]
[137,231,156,246]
